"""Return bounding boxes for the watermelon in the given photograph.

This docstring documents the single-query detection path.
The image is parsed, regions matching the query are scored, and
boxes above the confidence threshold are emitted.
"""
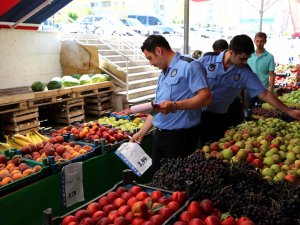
[31,81,46,92]
[47,80,62,90]
[79,74,92,85]
[71,74,81,80]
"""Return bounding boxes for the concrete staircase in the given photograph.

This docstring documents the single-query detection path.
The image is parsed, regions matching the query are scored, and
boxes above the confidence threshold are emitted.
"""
[74,34,161,107]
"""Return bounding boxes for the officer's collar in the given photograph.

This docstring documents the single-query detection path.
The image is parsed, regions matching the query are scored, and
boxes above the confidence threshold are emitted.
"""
[169,52,181,69]
[216,50,226,63]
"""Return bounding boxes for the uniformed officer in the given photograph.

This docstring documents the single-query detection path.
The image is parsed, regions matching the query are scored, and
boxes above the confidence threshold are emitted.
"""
[198,34,300,145]
[130,35,212,171]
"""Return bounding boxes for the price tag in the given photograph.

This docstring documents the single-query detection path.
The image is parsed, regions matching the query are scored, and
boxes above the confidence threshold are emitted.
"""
[61,162,85,208]
[115,142,152,176]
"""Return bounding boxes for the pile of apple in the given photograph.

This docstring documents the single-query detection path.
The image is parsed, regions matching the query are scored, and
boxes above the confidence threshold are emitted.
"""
[111,109,148,119]
[61,185,187,225]
[173,199,255,225]
[98,117,144,133]
[19,135,93,163]
[50,121,130,144]
[200,118,300,184]
[263,89,300,109]
[0,154,41,186]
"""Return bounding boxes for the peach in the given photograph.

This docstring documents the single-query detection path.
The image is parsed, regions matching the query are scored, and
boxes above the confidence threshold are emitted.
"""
[2,176,13,185]
[33,165,41,172]
[10,169,21,175]
[0,169,10,179]
[74,145,82,151]
[6,162,15,171]
[20,146,32,155]
[56,145,66,155]
[55,136,64,144]
[12,172,23,181]
[28,144,38,152]
[23,168,34,176]
[69,141,76,147]
[79,149,87,155]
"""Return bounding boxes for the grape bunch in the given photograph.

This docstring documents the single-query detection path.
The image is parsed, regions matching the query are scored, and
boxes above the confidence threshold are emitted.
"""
[252,107,280,118]
[148,153,300,225]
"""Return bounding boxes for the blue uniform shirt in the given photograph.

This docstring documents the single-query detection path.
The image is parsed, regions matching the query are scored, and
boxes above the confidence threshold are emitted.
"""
[199,51,265,114]
[153,52,209,130]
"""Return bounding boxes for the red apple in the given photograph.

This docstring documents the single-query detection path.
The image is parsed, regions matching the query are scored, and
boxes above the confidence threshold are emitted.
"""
[107,210,119,223]
[171,191,186,205]
[150,190,163,202]
[221,216,237,225]
[136,191,149,201]
[180,211,194,223]
[114,216,128,225]
[96,217,110,225]
[199,199,213,215]
[204,215,221,225]
[189,218,206,225]
[116,186,127,195]
[118,205,131,216]
[74,209,91,222]
[158,207,173,220]
[98,196,110,208]
[107,192,119,203]
[87,202,101,215]
[187,201,202,217]
[129,186,143,196]
[80,217,96,225]
[237,217,251,225]
[121,192,134,202]
[113,198,126,208]
[62,215,77,225]
[131,201,148,218]
[157,197,170,205]
[149,214,164,225]
[127,197,138,207]
[102,204,116,215]
[125,212,134,223]
[132,218,146,225]
[92,211,106,221]
[167,201,181,212]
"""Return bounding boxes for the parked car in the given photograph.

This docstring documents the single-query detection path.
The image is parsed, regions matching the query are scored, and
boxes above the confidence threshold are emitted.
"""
[94,17,138,36]
[127,14,178,35]
[79,15,103,32]
[120,18,150,36]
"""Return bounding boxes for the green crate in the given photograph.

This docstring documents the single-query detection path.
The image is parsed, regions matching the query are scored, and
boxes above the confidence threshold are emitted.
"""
[0,149,50,196]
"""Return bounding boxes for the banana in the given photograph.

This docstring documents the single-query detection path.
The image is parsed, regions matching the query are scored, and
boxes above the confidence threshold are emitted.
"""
[13,133,33,144]
[33,130,49,141]
[26,132,34,143]
[0,142,11,151]
[6,135,23,149]
[11,135,32,147]
[30,130,43,143]
[26,132,39,144]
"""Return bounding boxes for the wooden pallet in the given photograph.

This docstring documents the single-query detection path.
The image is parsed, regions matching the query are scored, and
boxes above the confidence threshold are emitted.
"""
[27,89,76,107]
[0,107,40,133]
[71,81,114,98]
[54,98,85,125]
[0,101,28,115]
[84,91,114,116]
[1,119,40,132]
[0,107,39,123]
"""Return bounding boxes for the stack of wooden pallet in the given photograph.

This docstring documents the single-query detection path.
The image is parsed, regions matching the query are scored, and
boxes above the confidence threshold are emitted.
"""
[84,90,114,116]
[53,98,85,125]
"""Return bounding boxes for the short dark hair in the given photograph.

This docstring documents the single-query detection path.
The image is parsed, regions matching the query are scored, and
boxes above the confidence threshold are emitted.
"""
[141,35,172,53]
[229,34,255,55]
[255,32,267,39]
[212,39,228,52]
